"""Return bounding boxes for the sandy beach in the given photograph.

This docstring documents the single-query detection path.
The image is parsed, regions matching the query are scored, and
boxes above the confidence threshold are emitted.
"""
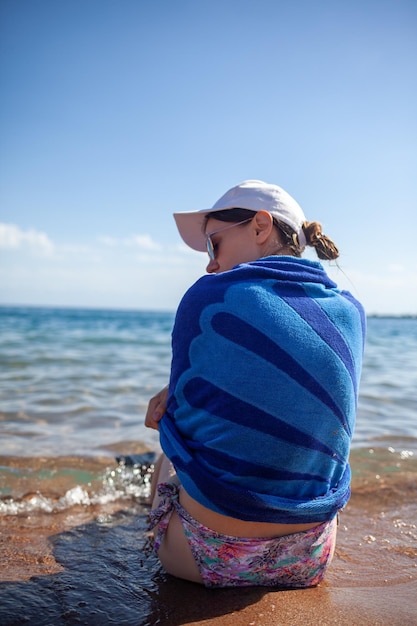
[1,475,416,626]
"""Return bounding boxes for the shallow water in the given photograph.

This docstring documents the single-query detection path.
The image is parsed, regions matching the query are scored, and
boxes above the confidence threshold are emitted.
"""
[0,307,416,624]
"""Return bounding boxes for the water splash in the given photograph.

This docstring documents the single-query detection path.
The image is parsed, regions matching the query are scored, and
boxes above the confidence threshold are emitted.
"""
[0,456,155,516]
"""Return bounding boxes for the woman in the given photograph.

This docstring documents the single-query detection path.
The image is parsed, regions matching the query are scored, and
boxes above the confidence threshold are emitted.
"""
[145,180,366,588]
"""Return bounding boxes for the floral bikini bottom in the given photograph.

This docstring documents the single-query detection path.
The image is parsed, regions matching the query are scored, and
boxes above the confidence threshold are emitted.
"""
[149,482,337,588]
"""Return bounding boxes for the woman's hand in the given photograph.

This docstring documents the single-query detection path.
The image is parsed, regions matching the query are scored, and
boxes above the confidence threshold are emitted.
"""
[144,384,169,430]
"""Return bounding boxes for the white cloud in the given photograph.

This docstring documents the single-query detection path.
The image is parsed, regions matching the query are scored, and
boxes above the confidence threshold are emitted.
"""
[97,233,162,251]
[97,235,119,247]
[0,223,54,255]
[387,263,405,274]
[0,222,206,309]
[126,234,161,251]
[3,222,414,314]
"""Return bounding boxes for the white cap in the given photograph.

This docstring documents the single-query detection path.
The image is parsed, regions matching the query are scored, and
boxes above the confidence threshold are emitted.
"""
[173,179,307,251]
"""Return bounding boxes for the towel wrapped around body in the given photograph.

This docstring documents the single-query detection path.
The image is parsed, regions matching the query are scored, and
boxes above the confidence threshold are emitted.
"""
[159,256,366,524]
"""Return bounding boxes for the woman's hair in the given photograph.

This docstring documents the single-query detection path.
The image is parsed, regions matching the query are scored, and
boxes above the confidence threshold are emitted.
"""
[205,208,339,261]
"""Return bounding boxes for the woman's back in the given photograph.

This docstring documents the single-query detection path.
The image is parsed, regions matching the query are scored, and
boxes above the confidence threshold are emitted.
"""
[159,255,366,525]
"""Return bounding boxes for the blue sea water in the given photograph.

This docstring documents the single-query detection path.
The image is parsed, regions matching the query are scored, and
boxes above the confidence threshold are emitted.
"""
[0,306,416,625]
[1,305,416,458]
[0,306,174,457]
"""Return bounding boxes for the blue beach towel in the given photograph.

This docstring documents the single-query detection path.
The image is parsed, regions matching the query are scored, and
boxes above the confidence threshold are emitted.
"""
[159,256,366,524]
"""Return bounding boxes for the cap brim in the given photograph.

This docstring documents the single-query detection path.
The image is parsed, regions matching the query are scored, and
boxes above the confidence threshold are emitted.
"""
[173,209,215,252]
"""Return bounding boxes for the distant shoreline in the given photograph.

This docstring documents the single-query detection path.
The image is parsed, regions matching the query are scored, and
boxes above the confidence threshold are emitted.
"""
[0,303,416,319]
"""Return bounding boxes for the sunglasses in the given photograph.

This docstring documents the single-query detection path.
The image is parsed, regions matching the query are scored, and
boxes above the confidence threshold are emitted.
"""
[205,218,253,260]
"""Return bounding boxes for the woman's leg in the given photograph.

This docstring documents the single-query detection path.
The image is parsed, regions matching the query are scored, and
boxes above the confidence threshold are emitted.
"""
[150,454,203,584]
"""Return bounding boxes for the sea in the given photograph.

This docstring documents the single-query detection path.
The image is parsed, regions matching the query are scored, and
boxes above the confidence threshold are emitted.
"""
[1,305,416,625]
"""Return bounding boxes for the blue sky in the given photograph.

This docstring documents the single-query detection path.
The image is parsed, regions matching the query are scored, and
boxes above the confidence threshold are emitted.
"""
[1,0,416,314]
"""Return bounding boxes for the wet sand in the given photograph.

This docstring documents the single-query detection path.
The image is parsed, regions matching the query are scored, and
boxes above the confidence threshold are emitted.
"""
[1,486,416,626]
